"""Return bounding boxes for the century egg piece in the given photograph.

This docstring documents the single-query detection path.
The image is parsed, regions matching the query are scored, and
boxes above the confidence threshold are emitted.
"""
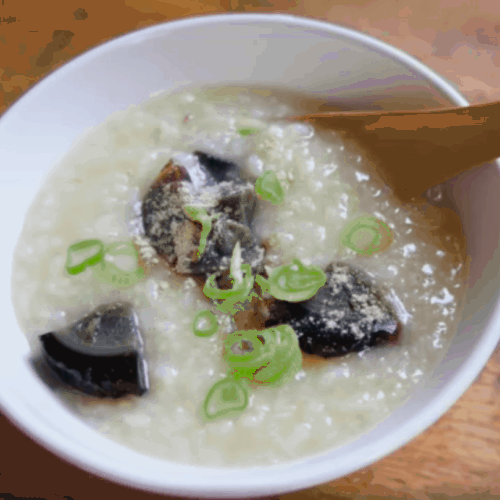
[265,262,399,357]
[39,302,148,398]
[194,150,242,184]
[141,151,265,277]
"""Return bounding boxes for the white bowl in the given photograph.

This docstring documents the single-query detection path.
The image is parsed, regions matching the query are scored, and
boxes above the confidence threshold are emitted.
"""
[1,13,500,498]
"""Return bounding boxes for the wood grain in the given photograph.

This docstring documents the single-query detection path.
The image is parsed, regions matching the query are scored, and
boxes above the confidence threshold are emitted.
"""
[3,1,500,499]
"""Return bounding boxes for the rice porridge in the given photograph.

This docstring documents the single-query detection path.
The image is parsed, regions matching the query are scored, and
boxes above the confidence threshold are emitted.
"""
[11,88,467,466]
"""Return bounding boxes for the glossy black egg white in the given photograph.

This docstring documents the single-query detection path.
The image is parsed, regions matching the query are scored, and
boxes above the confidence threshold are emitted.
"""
[265,262,400,357]
[39,303,149,398]
[141,151,265,277]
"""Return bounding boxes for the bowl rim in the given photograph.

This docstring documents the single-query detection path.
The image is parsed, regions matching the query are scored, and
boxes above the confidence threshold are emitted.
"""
[3,11,500,499]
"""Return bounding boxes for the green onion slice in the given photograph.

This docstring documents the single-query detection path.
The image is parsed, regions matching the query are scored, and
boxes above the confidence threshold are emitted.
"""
[204,265,254,303]
[253,347,302,387]
[184,205,220,259]
[269,324,299,358]
[256,259,326,302]
[224,326,302,386]
[252,325,302,386]
[193,310,218,337]
[238,127,260,137]
[223,329,276,373]
[65,239,104,275]
[202,377,249,421]
[203,243,255,313]
[340,216,394,256]
[93,241,144,288]
[255,170,284,205]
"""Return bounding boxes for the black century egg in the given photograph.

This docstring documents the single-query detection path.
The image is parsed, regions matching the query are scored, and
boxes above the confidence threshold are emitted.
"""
[39,302,149,398]
[265,262,400,358]
[141,151,265,277]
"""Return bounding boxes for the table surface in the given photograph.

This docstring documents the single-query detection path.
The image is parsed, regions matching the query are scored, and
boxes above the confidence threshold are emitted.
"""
[3,1,500,499]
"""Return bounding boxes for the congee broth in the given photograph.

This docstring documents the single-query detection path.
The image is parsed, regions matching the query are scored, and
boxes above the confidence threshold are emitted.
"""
[12,87,467,466]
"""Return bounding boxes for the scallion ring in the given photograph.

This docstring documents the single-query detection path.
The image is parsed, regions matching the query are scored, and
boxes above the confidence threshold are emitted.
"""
[65,239,104,276]
[340,216,393,256]
[93,241,144,288]
[192,310,218,337]
[256,259,326,302]
[202,377,249,421]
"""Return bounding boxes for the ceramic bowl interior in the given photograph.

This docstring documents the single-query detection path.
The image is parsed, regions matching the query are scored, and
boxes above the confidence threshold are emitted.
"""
[1,13,500,498]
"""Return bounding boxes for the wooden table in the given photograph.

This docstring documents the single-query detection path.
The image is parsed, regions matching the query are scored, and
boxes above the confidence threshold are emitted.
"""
[3,1,500,498]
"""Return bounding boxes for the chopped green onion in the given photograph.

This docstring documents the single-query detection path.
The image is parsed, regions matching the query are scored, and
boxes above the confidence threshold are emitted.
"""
[252,325,301,386]
[203,243,256,314]
[203,267,255,314]
[184,205,220,259]
[93,241,144,288]
[340,216,393,256]
[203,269,254,301]
[255,170,284,205]
[193,310,218,337]
[223,330,276,377]
[65,239,104,275]
[256,259,326,302]
[238,127,260,137]
[253,347,302,387]
[202,377,249,421]
[223,326,302,387]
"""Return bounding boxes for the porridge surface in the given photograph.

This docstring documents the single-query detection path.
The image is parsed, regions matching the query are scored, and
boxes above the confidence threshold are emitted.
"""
[11,88,466,466]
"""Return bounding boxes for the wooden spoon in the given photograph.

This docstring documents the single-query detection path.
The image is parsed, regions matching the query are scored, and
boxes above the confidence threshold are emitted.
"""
[290,101,500,201]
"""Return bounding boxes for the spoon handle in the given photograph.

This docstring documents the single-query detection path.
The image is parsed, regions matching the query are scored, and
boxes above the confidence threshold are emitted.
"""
[293,101,500,200]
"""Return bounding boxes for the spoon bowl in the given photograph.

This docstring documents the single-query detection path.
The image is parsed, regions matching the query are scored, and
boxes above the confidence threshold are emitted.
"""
[292,101,500,200]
